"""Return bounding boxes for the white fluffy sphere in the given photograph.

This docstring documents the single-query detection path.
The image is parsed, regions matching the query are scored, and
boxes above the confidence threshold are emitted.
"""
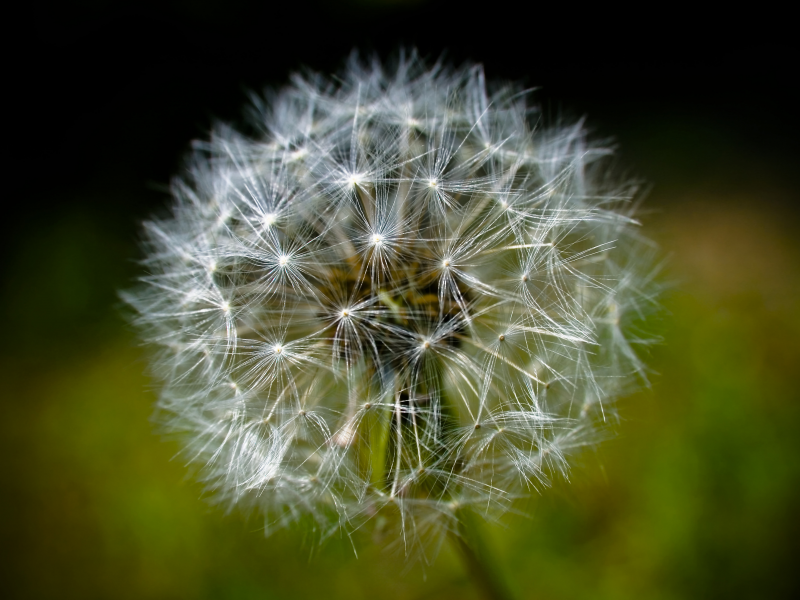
[124,51,658,555]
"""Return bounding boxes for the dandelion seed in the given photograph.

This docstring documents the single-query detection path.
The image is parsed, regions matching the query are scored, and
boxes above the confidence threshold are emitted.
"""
[124,50,660,561]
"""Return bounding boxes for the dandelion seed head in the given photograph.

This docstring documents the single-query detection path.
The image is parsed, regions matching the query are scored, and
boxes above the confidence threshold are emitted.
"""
[124,50,660,558]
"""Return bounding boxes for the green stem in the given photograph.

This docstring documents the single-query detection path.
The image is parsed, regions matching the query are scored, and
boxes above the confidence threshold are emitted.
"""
[450,514,514,600]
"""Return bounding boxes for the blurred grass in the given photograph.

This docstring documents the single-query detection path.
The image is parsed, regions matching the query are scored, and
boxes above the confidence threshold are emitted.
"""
[2,136,799,598]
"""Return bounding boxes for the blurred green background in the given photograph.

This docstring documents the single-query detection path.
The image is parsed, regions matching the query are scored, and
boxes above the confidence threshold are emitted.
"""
[5,2,798,598]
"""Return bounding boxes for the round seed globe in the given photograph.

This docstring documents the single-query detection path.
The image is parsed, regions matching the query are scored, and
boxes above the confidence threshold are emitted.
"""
[124,52,659,559]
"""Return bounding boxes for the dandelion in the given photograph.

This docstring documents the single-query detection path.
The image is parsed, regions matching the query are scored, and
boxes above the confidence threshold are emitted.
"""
[124,50,659,584]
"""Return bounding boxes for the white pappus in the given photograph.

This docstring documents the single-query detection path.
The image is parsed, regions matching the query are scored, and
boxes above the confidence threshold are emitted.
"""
[123,50,660,559]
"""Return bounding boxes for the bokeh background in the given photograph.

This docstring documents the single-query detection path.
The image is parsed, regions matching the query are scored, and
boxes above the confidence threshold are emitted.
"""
[5,2,798,598]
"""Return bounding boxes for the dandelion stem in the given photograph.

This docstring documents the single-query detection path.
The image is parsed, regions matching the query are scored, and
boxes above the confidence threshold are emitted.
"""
[450,514,514,600]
